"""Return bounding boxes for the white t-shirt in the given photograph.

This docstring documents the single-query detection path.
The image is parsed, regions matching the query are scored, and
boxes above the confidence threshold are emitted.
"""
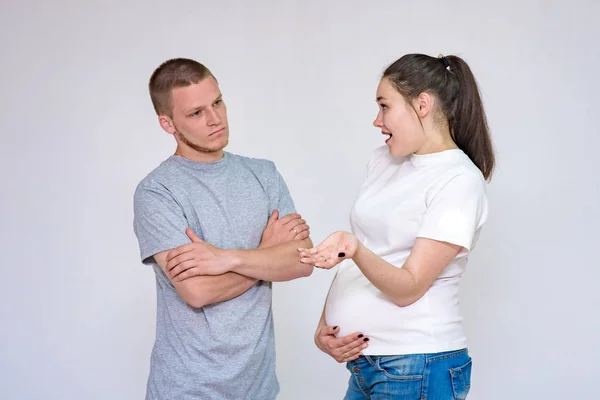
[325,145,488,355]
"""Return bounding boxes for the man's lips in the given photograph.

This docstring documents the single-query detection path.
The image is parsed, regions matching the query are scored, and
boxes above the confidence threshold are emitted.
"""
[209,127,226,136]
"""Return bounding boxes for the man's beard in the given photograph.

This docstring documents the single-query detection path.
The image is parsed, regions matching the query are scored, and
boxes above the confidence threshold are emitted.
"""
[175,129,227,154]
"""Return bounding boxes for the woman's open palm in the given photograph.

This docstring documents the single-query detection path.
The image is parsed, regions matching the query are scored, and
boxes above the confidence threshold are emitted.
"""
[298,231,358,269]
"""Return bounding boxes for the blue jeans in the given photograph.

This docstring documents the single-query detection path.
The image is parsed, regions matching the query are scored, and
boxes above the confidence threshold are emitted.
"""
[344,349,472,400]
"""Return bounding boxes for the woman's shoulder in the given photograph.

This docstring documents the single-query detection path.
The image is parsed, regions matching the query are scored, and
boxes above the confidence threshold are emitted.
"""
[451,152,488,186]
[428,159,488,202]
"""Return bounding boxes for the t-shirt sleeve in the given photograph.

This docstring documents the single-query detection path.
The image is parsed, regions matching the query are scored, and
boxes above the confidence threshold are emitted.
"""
[417,173,488,254]
[133,181,192,265]
[271,163,297,217]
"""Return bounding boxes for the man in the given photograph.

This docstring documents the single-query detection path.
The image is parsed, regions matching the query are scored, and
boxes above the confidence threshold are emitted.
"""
[133,58,313,400]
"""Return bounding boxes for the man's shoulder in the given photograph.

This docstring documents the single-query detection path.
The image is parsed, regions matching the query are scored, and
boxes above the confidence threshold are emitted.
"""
[134,157,178,197]
[228,152,278,174]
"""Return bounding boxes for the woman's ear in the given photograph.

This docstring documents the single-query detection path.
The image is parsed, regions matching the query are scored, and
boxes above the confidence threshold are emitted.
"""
[413,92,433,118]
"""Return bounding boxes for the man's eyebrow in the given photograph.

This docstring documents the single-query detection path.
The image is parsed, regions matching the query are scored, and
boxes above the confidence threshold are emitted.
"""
[185,105,205,114]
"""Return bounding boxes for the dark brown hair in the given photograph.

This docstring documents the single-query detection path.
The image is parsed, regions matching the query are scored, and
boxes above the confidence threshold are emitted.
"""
[383,54,495,180]
[149,58,216,117]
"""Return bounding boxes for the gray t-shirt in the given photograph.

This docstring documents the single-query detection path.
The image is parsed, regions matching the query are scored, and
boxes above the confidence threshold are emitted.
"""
[133,152,296,400]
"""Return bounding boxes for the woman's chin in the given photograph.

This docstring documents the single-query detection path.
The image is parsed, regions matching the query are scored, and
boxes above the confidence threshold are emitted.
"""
[387,145,410,158]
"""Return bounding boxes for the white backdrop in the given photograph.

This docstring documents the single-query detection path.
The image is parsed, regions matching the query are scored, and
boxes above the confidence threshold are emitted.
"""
[1,1,599,399]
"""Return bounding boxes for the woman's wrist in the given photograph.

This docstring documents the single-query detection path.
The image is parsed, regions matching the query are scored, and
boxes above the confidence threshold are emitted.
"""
[352,239,365,263]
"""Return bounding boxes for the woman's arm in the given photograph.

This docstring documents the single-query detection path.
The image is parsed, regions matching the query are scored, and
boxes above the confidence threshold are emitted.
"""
[352,237,461,307]
[299,232,461,307]
[299,173,485,306]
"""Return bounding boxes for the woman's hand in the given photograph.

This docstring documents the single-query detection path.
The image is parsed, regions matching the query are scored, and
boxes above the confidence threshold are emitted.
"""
[298,231,358,269]
[314,325,369,363]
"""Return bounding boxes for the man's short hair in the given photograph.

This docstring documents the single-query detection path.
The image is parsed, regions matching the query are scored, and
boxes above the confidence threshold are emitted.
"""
[149,58,217,117]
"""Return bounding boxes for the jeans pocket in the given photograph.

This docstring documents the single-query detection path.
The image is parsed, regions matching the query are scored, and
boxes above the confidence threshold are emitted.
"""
[449,358,472,400]
[373,356,423,399]
[376,355,423,381]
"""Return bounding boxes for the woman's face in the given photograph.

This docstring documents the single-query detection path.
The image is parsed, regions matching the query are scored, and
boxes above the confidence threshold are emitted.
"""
[373,78,426,157]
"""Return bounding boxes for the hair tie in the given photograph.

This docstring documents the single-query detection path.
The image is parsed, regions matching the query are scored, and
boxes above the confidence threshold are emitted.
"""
[437,53,451,71]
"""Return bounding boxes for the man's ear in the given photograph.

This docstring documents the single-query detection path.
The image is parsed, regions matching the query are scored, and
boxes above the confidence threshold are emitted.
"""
[158,115,176,135]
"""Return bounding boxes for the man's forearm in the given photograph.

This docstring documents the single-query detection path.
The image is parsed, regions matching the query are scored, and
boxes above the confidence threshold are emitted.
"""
[178,272,257,308]
[155,249,257,308]
[228,238,314,281]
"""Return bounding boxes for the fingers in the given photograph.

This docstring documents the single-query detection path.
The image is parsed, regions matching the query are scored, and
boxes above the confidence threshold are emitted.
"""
[300,259,317,266]
[299,247,343,267]
[338,335,370,355]
[173,265,204,282]
[299,256,319,266]
[324,325,340,335]
[284,218,306,229]
[312,243,337,261]
[315,325,339,353]
[323,331,369,363]
[314,256,338,269]
[169,260,198,280]
[300,251,341,269]
[345,351,364,362]
[297,247,318,256]
[166,244,196,262]
[166,251,196,271]
[293,223,309,232]
[286,219,308,237]
[267,209,279,226]
[337,332,364,346]
[315,242,335,254]
[298,250,334,267]
[333,334,369,363]
[294,229,310,240]
[292,223,310,239]
[339,342,368,363]
[278,213,302,225]
[186,227,203,243]
[299,246,347,269]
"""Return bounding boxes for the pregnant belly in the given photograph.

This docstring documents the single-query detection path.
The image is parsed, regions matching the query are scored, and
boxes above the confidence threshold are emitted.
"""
[325,263,431,341]
[324,264,395,338]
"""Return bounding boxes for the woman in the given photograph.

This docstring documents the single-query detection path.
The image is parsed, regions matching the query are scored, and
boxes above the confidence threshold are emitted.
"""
[298,53,495,399]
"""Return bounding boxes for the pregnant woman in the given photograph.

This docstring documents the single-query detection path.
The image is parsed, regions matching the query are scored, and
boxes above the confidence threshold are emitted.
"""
[298,53,495,400]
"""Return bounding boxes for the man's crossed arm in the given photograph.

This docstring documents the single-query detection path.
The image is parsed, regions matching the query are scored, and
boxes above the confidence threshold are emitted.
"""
[152,211,313,308]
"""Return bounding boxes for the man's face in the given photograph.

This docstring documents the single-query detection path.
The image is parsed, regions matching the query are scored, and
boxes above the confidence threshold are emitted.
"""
[161,77,229,157]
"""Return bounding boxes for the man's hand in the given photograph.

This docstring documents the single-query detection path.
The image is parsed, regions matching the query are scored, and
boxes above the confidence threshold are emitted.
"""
[314,325,369,363]
[166,228,233,281]
[259,209,310,248]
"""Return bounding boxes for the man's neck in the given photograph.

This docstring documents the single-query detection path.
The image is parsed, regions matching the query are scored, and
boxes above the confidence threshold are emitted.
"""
[174,147,225,163]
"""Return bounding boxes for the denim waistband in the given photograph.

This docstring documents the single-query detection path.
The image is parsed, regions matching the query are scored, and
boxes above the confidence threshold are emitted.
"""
[350,348,469,368]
